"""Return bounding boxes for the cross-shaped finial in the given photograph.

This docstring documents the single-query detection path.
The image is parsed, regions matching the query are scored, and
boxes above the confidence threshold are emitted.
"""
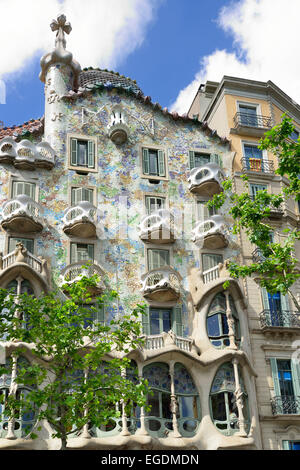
[50,14,72,50]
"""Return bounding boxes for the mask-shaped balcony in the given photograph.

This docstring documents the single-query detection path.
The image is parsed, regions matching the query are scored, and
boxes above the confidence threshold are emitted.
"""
[188,163,225,197]
[0,138,55,170]
[1,195,43,233]
[62,202,97,238]
[191,215,229,249]
[107,106,129,145]
[138,209,175,244]
[141,267,181,302]
[59,261,105,295]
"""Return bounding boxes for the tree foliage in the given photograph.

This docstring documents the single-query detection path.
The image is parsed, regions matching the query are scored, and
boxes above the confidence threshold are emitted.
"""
[0,271,148,450]
[207,115,300,311]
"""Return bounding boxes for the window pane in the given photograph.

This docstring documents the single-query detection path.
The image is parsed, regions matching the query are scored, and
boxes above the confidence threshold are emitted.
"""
[9,238,34,253]
[207,314,221,337]
[211,393,227,421]
[147,390,160,417]
[150,310,160,335]
[162,392,172,419]
[149,150,158,175]
[194,153,210,167]
[180,396,198,418]
[202,254,223,271]
[77,141,88,166]
[162,310,172,332]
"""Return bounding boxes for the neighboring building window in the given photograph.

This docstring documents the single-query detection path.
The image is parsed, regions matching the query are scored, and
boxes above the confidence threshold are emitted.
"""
[147,248,170,270]
[145,196,166,214]
[70,243,94,263]
[70,138,95,169]
[238,104,258,127]
[8,237,34,254]
[261,288,290,327]
[189,151,222,170]
[210,362,249,436]
[71,187,94,205]
[11,181,35,199]
[290,129,299,141]
[282,440,300,450]
[143,362,200,437]
[142,148,165,177]
[145,306,183,336]
[270,358,300,414]
[243,144,264,171]
[202,254,223,272]
[206,293,240,349]
[250,183,267,199]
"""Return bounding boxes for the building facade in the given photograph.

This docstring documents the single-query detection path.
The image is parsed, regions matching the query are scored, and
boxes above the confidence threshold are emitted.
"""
[0,17,298,450]
[188,76,300,450]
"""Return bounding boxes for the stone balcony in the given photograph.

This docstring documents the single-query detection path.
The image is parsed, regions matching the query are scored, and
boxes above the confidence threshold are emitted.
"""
[0,137,55,170]
[141,266,181,302]
[191,215,229,249]
[0,243,49,290]
[138,209,175,244]
[188,163,225,197]
[62,202,97,238]
[143,330,194,353]
[59,261,105,295]
[1,195,43,233]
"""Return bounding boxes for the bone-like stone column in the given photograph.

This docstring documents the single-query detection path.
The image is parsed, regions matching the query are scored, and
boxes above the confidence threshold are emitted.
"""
[135,362,148,436]
[225,291,237,350]
[169,361,181,438]
[232,358,247,437]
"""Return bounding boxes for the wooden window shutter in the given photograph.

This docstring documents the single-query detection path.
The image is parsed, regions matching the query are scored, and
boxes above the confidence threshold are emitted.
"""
[261,288,269,311]
[211,154,223,168]
[142,306,150,335]
[87,244,94,261]
[88,141,95,168]
[270,358,281,396]
[71,243,77,263]
[291,359,300,398]
[71,138,78,165]
[282,441,290,450]
[158,150,165,177]
[142,148,150,175]
[189,151,195,170]
[173,305,183,337]
[145,196,152,215]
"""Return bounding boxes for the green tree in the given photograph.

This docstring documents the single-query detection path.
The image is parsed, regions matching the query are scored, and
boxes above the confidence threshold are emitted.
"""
[208,115,300,312]
[0,270,148,450]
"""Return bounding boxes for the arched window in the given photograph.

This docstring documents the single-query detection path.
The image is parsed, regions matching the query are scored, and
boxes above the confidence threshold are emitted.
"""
[6,279,35,330]
[210,362,249,436]
[143,362,201,437]
[0,356,36,438]
[206,293,240,349]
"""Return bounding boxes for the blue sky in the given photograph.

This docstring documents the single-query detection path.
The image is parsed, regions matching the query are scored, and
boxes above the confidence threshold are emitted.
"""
[1,0,300,128]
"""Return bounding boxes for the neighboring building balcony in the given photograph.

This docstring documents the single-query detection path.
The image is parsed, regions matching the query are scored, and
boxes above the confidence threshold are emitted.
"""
[232,112,272,137]
[141,267,181,302]
[62,202,97,238]
[259,309,300,330]
[59,261,105,294]
[0,137,55,170]
[138,209,175,244]
[271,396,300,416]
[1,195,43,233]
[191,215,229,249]
[188,163,225,197]
[240,157,274,175]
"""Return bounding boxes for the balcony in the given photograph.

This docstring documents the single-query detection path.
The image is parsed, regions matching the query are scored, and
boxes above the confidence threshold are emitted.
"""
[232,112,272,137]
[143,332,193,352]
[191,215,229,249]
[138,209,175,244]
[1,195,43,233]
[259,309,300,330]
[0,243,49,288]
[240,157,274,175]
[0,137,55,170]
[141,267,181,302]
[271,396,300,415]
[59,261,105,295]
[107,106,129,145]
[249,196,283,218]
[62,202,97,238]
[188,163,225,197]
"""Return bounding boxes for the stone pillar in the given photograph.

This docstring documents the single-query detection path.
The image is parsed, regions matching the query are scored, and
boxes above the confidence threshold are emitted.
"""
[232,358,247,437]
[169,361,181,438]
[135,362,148,436]
[225,291,237,350]
[81,369,91,439]
[6,354,18,439]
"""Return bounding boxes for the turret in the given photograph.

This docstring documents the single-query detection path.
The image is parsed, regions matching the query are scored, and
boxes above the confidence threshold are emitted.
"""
[40,14,81,146]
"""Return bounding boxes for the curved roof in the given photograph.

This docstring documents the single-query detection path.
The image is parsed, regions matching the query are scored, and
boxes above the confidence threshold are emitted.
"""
[78,68,143,95]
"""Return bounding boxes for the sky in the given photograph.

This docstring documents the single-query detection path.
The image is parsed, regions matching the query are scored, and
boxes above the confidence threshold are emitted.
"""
[0,0,300,128]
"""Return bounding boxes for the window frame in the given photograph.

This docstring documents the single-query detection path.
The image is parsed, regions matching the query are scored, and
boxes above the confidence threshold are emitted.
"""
[67,134,98,173]
[140,145,169,182]
[70,242,95,264]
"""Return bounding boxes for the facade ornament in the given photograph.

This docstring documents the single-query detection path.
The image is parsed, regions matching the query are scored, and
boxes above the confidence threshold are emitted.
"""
[232,358,247,437]
[50,14,72,50]
[225,291,237,350]
[14,242,27,263]
[51,112,64,122]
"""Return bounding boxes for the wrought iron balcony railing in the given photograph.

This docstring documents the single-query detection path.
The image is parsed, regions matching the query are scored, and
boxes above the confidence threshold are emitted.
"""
[249,195,283,215]
[240,157,274,174]
[252,247,265,263]
[271,396,300,415]
[233,112,272,129]
[260,309,300,329]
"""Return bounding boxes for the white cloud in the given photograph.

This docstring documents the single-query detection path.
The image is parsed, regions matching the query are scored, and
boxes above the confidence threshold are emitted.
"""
[0,0,159,78]
[171,0,300,114]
